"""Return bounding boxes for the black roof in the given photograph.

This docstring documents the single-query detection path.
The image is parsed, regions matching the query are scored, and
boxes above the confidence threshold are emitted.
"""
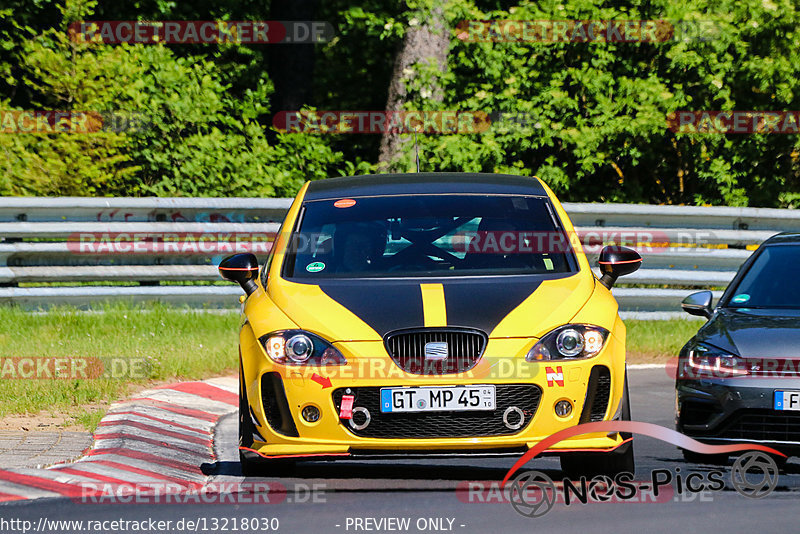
[303,173,546,201]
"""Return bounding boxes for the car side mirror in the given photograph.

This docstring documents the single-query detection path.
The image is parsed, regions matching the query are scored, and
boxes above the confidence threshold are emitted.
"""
[598,246,642,289]
[218,253,260,296]
[681,290,713,319]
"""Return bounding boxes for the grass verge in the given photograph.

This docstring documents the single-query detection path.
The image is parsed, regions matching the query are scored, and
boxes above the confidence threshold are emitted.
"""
[0,302,238,430]
[625,318,701,363]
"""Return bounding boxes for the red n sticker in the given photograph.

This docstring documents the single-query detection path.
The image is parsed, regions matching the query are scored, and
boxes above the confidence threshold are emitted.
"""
[546,366,564,387]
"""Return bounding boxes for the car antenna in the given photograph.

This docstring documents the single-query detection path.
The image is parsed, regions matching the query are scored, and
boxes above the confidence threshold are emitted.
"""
[414,129,420,173]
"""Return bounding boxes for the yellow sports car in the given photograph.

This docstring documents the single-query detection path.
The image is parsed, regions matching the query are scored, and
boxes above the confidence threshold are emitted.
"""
[219,173,642,476]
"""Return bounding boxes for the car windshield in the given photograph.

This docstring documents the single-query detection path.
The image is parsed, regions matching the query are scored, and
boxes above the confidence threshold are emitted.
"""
[726,245,800,309]
[285,194,574,278]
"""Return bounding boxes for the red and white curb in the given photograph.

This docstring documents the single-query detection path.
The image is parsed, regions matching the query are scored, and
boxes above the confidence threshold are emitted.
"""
[0,377,238,503]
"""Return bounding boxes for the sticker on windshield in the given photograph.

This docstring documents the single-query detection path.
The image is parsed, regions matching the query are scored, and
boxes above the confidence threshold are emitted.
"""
[731,294,750,303]
[511,198,529,210]
[306,262,326,273]
[334,198,356,208]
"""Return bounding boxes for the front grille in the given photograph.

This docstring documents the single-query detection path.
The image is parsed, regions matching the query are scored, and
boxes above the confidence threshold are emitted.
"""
[332,384,541,439]
[719,410,800,442]
[579,366,611,423]
[383,328,487,375]
[680,400,720,426]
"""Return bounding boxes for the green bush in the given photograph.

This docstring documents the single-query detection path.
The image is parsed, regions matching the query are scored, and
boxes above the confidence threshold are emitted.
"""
[0,0,356,197]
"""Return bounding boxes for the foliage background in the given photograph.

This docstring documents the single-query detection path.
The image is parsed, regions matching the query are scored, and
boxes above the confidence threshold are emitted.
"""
[1,0,799,206]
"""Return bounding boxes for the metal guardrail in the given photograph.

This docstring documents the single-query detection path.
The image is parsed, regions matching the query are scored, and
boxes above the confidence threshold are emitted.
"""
[0,197,785,314]
[0,197,292,222]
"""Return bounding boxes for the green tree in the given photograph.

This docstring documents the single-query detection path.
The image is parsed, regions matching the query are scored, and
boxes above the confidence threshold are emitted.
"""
[401,0,800,206]
[2,0,354,197]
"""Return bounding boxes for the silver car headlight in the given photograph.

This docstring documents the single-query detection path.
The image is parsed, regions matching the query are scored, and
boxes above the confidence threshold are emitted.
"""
[259,330,347,366]
[526,324,609,361]
[686,343,747,377]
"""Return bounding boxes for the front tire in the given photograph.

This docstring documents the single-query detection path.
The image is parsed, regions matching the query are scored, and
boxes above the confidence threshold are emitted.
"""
[681,449,729,466]
[239,361,260,476]
[240,450,296,477]
[239,360,296,476]
[560,371,635,478]
[560,440,635,478]
[239,357,255,449]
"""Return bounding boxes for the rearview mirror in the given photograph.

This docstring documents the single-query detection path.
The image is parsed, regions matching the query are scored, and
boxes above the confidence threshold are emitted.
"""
[681,290,713,319]
[218,253,259,296]
[598,246,642,289]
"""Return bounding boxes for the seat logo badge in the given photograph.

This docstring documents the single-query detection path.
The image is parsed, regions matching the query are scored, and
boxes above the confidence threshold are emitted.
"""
[424,342,448,361]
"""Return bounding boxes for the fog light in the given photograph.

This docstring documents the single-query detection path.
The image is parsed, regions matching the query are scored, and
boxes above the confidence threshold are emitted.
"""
[301,405,320,423]
[555,400,573,417]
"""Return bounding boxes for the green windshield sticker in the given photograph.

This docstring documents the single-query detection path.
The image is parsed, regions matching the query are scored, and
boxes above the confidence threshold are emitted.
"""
[731,294,750,303]
[543,257,554,270]
[306,262,326,273]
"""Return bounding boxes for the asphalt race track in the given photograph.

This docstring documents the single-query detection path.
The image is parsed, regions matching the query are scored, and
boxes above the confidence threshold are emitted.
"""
[3,368,799,534]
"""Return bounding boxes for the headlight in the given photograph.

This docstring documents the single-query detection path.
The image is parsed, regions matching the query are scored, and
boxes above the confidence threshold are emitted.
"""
[526,324,609,361]
[259,330,347,366]
[686,343,747,377]
[556,329,584,357]
[286,334,313,363]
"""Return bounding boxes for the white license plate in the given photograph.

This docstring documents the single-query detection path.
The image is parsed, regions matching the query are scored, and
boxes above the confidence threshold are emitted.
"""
[774,390,800,411]
[380,385,495,413]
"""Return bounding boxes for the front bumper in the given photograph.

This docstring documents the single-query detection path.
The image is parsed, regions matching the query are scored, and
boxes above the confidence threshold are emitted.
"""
[677,374,800,454]
[240,326,628,459]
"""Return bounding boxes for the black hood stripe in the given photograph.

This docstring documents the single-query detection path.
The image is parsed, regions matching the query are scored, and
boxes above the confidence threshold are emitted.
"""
[320,283,424,338]
[319,279,543,337]
[442,279,542,335]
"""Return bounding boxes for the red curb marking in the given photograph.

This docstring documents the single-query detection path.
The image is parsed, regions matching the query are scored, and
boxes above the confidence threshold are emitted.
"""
[123,399,217,422]
[54,466,146,486]
[93,433,209,457]
[0,491,25,502]
[97,420,212,446]
[85,460,202,487]
[105,411,211,436]
[156,382,238,406]
[0,469,102,498]
[0,382,229,502]
[86,448,202,474]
